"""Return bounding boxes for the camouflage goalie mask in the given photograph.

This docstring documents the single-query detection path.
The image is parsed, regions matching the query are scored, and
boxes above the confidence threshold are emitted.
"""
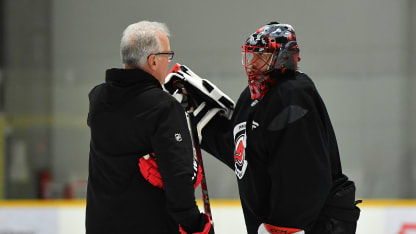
[241,22,300,100]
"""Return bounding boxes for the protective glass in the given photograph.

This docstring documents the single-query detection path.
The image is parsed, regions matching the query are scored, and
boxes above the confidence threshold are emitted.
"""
[241,52,273,67]
[241,45,274,74]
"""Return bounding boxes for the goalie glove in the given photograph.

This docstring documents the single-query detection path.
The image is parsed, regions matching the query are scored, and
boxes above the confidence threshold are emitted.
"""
[138,153,202,189]
[164,64,235,119]
[258,223,304,234]
[179,213,213,234]
[164,64,235,142]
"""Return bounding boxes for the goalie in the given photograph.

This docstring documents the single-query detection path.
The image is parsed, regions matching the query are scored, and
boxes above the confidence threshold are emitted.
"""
[165,22,360,234]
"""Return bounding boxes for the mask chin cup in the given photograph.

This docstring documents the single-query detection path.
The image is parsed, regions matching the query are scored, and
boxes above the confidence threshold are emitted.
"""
[247,72,269,100]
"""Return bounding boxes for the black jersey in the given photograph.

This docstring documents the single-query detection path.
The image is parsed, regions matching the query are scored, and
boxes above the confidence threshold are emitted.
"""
[86,68,203,234]
[201,71,360,233]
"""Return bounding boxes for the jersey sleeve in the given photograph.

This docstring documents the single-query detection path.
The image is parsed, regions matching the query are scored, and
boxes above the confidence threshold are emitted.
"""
[199,88,252,171]
[200,114,235,170]
[264,88,333,231]
[148,98,202,231]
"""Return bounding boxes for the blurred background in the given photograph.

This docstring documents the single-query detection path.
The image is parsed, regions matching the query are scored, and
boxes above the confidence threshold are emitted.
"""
[0,0,415,202]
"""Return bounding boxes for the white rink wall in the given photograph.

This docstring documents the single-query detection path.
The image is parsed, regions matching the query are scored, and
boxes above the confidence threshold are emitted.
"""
[0,200,416,234]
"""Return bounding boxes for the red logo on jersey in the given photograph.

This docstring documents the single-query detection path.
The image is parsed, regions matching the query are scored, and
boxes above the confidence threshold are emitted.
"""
[233,132,248,179]
[234,136,245,165]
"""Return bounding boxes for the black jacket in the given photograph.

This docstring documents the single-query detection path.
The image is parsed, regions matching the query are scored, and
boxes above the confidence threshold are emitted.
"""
[86,68,203,234]
[201,71,360,233]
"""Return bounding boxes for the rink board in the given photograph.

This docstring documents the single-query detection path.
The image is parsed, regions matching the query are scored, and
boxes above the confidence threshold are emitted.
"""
[0,200,415,234]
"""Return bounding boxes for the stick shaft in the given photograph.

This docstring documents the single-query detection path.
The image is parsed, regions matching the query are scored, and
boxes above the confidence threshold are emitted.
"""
[185,112,213,220]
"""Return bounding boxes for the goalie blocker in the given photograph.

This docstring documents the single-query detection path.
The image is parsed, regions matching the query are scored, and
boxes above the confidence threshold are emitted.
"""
[164,64,235,142]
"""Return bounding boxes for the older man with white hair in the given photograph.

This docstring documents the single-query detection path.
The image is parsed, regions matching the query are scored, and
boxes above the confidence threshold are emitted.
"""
[86,21,212,234]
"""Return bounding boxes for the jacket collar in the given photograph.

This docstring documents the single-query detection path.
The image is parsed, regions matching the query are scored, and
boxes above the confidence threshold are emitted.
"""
[105,68,162,89]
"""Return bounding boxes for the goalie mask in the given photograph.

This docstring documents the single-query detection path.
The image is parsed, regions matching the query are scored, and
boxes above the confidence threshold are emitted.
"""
[242,22,300,100]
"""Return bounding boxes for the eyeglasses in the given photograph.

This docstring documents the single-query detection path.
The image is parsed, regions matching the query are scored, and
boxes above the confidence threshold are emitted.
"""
[147,51,175,60]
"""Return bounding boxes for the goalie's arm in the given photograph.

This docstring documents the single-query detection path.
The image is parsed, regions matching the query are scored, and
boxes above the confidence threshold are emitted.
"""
[200,114,235,170]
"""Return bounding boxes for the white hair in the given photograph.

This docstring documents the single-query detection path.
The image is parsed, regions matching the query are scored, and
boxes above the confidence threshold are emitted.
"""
[120,21,170,67]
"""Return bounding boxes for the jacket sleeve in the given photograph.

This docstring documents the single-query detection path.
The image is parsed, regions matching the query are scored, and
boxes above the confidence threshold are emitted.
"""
[264,90,332,231]
[149,98,202,231]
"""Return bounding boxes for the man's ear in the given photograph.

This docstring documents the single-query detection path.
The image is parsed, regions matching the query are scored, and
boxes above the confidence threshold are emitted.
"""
[147,55,158,71]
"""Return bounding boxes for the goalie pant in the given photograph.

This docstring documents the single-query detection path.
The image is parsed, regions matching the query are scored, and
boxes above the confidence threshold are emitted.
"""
[86,68,207,234]
[200,71,360,234]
